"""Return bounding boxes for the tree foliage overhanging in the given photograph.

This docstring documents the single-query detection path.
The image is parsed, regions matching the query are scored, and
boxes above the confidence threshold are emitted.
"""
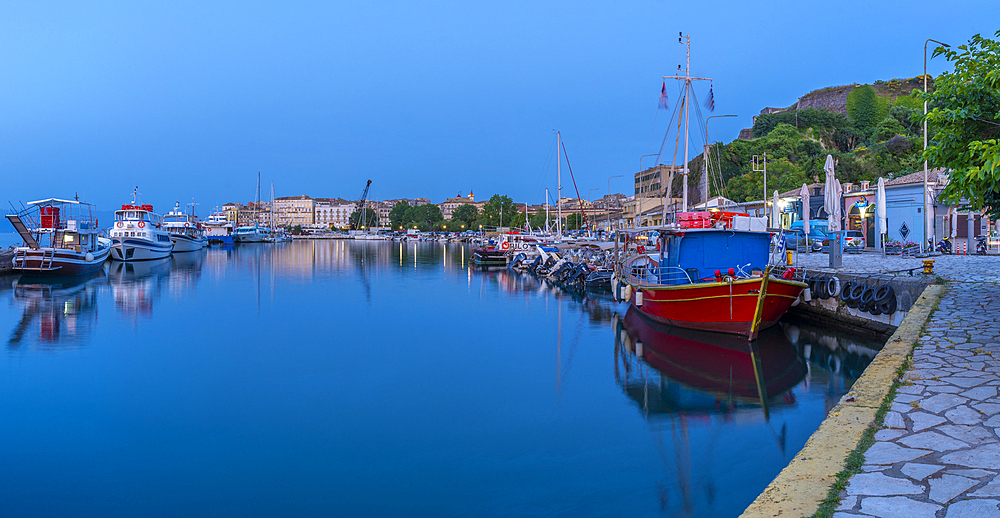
[921,30,1000,218]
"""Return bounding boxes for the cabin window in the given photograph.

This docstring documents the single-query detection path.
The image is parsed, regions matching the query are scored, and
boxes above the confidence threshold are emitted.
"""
[63,234,75,243]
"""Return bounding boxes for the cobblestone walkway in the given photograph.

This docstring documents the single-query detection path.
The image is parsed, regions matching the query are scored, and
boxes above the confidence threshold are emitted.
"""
[797,253,1000,284]
[834,282,1000,517]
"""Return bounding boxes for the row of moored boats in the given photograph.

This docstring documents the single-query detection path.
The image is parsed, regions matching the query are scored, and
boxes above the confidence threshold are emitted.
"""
[5,194,288,277]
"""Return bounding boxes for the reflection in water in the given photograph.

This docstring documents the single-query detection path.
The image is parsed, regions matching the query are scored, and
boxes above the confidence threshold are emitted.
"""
[614,307,880,517]
[7,272,104,349]
[0,240,890,517]
[107,258,173,318]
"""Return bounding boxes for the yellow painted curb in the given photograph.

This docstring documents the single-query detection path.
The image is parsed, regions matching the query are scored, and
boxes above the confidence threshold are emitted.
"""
[739,284,943,518]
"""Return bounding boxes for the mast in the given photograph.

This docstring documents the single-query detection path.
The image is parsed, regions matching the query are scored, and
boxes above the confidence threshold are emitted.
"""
[662,34,712,216]
[545,188,550,232]
[255,171,261,230]
[682,37,691,213]
[556,132,562,236]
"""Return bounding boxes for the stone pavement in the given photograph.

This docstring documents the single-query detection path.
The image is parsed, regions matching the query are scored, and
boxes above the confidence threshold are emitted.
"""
[832,280,1000,518]
[796,252,1000,284]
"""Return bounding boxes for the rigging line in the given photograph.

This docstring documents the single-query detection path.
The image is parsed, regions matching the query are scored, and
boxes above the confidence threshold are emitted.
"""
[531,141,557,207]
[655,96,683,165]
[560,139,589,227]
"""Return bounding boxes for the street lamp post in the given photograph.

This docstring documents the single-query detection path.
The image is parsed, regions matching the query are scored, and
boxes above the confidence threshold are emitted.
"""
[607,174,623,232]
[924,38,950,252]
[705,115,737,204]
[637,154,658,227]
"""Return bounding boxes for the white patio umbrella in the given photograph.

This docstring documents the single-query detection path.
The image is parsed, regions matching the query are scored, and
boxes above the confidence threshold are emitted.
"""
[772,190,780,228]
[876,177,887,249]
[823,155,843,232]
[799,183,811,237]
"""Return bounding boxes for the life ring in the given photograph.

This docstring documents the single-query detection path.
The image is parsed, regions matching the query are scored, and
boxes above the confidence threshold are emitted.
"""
[138,221,146,228]
[501,241,510,250]
[637,245,645,254]
[184,222,190,227]
[116,222,123,228]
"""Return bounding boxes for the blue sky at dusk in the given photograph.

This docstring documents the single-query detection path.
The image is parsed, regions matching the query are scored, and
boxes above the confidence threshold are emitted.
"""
[2,1,997,212]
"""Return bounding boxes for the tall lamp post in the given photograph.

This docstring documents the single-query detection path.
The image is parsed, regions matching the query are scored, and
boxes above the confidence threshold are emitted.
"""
[924,38,950,252]
[704,114,737,205]
[607,174,623,232]
[637,154,658,227]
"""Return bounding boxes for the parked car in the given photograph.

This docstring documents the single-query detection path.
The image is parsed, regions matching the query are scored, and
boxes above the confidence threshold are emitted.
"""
[844,230,866,248]
[788,220,830,249]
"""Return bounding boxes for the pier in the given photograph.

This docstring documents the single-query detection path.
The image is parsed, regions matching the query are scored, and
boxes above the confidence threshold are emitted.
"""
[742,252,1000,517]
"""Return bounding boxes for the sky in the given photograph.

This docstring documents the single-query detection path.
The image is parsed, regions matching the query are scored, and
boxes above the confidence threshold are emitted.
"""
[1,0,997,213]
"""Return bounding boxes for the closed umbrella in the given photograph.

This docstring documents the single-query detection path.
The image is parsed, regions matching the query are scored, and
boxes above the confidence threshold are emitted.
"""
[799,183,810,236]
[823,155,843,232]
[876,177,887,249]
[772,190,780,228]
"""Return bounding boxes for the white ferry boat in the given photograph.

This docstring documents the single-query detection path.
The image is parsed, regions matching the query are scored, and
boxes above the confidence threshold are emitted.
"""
[234,223,269,243]
[6,197,112,275]
[203,209,234,244]
[108,201,173,261]
[162,202,208,252]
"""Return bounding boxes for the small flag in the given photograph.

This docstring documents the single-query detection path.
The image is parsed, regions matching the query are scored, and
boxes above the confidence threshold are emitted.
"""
[658,81,668,110]
[704,83,715,112]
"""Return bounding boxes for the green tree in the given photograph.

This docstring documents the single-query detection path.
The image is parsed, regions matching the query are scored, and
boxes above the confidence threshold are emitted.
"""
[349,208,377,229]
[528,209,548,230]
[922,31,1000,218]
[451,204,479,229]
[565,212,585,230]
[871,116,907,142]
[404,204,444,231]
[389,201,410,229]
[480,194,519,227]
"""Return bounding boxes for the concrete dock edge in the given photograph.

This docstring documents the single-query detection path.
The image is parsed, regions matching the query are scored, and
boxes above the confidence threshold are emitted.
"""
[739,283,944,518]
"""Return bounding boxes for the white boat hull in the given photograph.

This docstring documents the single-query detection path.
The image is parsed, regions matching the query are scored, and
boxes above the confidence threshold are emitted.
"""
[170,233,208,252]
[110,238,173,261]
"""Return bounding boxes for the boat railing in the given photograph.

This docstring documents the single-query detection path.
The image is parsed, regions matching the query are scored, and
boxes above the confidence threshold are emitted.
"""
[622,261,693,286]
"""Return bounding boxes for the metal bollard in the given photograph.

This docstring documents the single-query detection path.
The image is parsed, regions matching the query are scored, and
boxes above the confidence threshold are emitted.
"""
[786,249,793,266]
[922,259,934,275]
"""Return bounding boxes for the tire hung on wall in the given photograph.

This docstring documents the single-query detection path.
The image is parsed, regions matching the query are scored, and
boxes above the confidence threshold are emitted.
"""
[874,284,895,305]
[879,296,897,314]
[841,281,854,301]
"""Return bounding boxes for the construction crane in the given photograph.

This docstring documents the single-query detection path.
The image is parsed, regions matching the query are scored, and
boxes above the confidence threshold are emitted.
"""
[353,180,372,230]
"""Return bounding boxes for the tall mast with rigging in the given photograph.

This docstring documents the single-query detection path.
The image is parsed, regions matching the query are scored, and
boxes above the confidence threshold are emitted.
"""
[556,131,562,237]
[662,33,711,215]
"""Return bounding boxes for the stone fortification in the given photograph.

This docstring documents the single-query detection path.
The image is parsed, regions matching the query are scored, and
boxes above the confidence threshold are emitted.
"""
[795,84,857,116]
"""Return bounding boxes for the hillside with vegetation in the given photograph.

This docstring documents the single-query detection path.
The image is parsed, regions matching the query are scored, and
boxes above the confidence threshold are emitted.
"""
[690,77,936,202]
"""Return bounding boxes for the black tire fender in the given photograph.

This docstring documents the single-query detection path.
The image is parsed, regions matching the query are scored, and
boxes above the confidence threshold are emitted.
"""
[841,280,854,300]
[874,284,895,305]
[879,295,898,314]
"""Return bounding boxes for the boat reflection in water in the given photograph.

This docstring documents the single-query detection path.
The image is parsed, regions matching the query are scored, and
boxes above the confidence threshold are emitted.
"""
[615,307,806,419]
[614,307,881,517]
[107,257,172,318]
[7,272,104,349]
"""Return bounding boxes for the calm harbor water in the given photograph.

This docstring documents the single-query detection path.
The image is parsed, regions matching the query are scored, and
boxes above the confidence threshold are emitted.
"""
[0,240,881,517]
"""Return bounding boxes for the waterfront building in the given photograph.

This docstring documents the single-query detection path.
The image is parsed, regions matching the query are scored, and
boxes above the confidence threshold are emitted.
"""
[439,191,478,220]
[222,202,239,223]
[634,165,681,198]
[273,195,315,228]
[314,198,355,229]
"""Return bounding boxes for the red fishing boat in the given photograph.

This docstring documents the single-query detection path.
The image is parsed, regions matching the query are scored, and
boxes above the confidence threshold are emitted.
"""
[612,211,806,340]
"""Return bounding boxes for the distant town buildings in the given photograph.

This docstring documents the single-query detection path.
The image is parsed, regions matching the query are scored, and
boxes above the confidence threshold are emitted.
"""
[214,188,634,230]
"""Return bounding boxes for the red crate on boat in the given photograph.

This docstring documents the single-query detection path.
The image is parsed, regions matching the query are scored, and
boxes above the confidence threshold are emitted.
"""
[40,207,60,229]
[709,211,748,229]
[676,211,712,228]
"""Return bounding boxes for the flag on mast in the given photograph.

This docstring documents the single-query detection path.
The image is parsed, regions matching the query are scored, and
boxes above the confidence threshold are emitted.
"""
[704,83,715,112]
[658,81,669,110]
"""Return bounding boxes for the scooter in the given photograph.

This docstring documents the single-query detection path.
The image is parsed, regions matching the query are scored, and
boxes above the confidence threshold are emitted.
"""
[977,236,988,255]
[936,236,952,254]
